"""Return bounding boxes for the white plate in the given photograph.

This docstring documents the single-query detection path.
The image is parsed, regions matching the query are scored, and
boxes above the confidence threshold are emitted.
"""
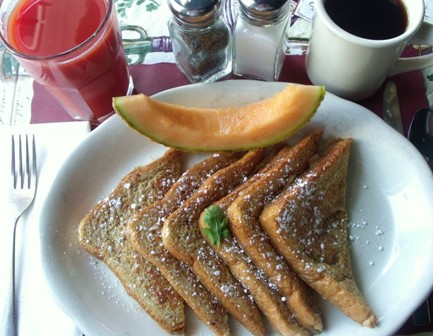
[41,80,433,336]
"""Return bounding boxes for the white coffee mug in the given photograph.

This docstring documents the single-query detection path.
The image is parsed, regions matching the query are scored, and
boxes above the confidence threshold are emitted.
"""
[305,0,433,101]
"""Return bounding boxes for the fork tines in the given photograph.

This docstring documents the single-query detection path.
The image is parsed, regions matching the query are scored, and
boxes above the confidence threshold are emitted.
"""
[11,134,37,189]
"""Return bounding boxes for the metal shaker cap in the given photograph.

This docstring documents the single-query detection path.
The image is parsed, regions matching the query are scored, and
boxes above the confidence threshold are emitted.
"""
[168,0,221,26]
[239,0,290,24]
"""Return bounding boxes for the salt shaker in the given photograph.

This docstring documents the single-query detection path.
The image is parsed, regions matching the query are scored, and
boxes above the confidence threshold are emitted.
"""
[233,0,290,81]
[168,0,232,83]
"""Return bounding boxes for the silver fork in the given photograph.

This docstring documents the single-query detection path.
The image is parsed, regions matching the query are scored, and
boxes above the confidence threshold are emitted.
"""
[4,134,37,336]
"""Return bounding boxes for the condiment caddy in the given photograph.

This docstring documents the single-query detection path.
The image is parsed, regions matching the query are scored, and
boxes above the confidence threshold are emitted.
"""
[167,0,291,83]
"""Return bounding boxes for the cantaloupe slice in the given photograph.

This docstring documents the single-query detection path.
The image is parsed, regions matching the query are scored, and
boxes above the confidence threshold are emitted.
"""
[113,83,325,152]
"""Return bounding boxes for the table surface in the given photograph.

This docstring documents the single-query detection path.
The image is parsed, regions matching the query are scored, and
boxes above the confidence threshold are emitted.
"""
[2,0,432,333]
[31,54,429,136]
[29,53,433,335]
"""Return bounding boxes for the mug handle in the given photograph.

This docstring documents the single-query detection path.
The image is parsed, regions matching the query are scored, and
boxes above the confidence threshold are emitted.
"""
[390,21,433,76]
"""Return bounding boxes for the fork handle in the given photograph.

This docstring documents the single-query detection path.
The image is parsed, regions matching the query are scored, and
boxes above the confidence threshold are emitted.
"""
[1,219,18,336]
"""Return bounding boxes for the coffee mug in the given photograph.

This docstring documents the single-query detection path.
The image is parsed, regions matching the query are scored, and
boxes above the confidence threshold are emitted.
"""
[305,0,433,101]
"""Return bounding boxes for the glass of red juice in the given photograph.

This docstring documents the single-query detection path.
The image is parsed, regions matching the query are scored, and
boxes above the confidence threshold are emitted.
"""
[0,0,132,124]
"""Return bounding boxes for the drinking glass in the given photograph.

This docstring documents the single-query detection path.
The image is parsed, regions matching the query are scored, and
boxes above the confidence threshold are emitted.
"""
[0,0,133,124]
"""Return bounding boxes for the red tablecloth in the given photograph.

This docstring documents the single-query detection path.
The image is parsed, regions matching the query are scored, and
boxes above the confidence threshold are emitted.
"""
[31,55,429,138]
[30,55,432,335]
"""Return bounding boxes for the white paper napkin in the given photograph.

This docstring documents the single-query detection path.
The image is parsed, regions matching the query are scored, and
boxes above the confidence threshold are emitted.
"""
[0,122,91,336]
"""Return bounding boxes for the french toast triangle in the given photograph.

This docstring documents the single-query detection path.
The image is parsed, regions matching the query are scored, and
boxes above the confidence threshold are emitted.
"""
[127,151,245,336]
[198,132,326,336]
[225,130,324,335]
[161,149,268,336]
[78,149,186,334]
[259,138,377,328]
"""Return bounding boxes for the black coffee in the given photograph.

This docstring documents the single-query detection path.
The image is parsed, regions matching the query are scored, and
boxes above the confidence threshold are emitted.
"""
[324,0,407,40]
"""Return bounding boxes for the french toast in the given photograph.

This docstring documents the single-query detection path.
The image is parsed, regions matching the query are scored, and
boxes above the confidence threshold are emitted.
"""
[259,138,377,327]
[161,149,267,336]
[127,152,244,336]
[78,149,185,334]
[227,130,324,334]
[199,144,316,336]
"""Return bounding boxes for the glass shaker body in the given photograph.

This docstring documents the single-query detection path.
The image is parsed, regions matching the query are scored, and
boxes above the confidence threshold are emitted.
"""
[233,0,290,81]
[168,0,232,83]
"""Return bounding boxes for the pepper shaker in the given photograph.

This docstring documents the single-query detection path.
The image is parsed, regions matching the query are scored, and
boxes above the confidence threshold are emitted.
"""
[233,0,290,81]
[168,0,232,83]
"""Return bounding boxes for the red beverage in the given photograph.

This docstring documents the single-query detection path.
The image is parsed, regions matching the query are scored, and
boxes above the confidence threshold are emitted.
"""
[1,0,131,122]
